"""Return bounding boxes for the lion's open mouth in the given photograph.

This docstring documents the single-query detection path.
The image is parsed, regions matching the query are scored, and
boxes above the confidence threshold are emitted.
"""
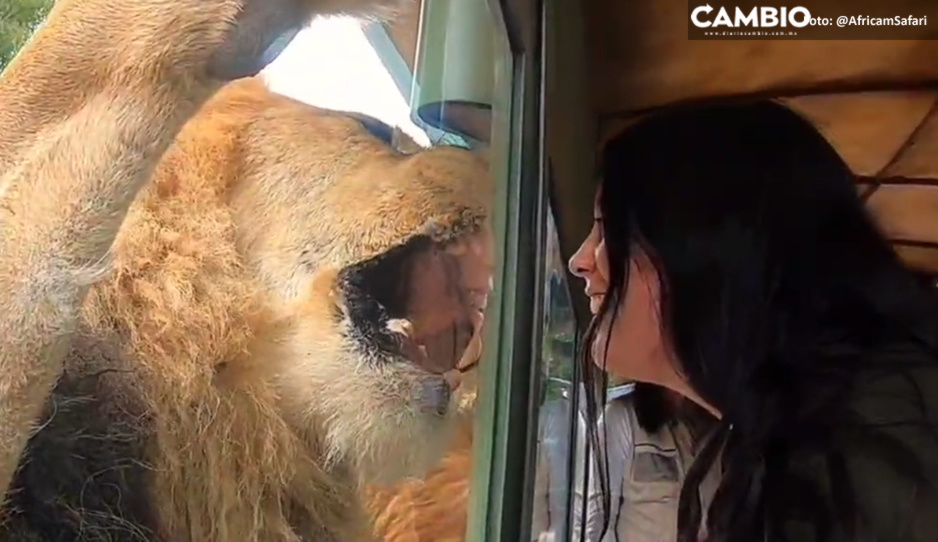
[338,234,491,388]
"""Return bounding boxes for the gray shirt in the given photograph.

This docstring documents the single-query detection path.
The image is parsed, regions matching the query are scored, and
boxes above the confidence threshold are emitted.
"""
[572,396,634,542]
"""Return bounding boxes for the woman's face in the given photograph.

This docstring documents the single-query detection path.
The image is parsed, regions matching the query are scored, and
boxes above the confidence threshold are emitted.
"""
[567,198,673,387]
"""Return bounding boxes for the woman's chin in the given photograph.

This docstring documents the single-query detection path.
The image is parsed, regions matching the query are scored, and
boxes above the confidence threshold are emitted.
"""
[588,297,603,314]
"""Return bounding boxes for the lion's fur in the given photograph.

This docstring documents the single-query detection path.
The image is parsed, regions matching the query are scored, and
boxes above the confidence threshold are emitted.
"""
[74,78,334,538]
[0,8,494,534]
[74,77,489,540]
[0,0,418,520]
[365,389,475,542]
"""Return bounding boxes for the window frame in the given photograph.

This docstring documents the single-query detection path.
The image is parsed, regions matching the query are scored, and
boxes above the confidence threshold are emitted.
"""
[464,0,547,541]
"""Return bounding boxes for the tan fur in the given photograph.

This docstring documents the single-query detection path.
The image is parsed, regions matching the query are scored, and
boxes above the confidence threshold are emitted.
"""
[89,78,489,540]
[364,390,475,542]
[0,0,495,538]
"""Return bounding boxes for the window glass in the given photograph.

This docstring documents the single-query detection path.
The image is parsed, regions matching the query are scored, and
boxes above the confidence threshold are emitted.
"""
[260,3,515,542]
[3,2,513,541]
[530,208,581,542]
[262,16,431,145]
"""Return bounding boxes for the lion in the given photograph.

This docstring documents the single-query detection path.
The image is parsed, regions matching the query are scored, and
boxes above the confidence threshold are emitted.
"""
[0,0,496,539]
[364,382,476,542]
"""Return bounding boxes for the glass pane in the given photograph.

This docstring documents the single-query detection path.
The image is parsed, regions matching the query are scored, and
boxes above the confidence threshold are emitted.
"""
[2,2,511,541]
[263,16,431,144]
[530,208,581,541]
[264,2,514,542]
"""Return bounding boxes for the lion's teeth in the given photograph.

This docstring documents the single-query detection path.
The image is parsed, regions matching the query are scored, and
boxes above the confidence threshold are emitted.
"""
[445,242,468,256]
[465,289,487,310]
[386,318,415,337]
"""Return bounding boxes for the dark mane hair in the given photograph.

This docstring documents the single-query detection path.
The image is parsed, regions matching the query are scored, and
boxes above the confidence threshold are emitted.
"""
[581,100,938,542]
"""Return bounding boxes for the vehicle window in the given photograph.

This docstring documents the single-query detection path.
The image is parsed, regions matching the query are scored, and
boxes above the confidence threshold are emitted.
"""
[260,3,517,542]
[531,209,581,541]
[261,16,433,145]
[1,2,516,541]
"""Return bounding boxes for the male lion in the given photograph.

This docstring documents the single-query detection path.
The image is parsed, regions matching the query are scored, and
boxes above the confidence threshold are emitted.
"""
[365,384,476,542]
[0,0,494,539]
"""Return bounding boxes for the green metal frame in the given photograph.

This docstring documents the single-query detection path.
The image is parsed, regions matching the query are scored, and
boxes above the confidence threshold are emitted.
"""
[466,0,546,541]
[360,22,470,148]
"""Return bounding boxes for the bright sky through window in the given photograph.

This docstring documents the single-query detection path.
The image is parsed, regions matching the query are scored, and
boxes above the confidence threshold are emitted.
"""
[261,16,431,147]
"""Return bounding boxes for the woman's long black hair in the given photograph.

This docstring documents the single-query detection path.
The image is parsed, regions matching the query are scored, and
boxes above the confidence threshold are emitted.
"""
[580,100,938,542]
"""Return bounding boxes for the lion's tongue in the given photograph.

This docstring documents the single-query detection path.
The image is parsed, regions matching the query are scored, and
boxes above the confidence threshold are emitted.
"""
[443,370,462,391]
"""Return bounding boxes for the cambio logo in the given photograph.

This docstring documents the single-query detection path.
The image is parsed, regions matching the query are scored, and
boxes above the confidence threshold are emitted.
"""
[691,4,812,27]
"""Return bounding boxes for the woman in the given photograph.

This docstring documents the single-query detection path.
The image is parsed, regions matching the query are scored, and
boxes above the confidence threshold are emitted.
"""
[568,100,938,542]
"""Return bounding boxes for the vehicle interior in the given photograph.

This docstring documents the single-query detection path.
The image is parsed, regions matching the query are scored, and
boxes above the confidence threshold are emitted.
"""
[358,0,938,541]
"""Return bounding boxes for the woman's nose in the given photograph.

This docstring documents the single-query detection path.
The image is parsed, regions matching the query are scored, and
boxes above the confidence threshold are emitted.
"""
[568,241,593,278]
